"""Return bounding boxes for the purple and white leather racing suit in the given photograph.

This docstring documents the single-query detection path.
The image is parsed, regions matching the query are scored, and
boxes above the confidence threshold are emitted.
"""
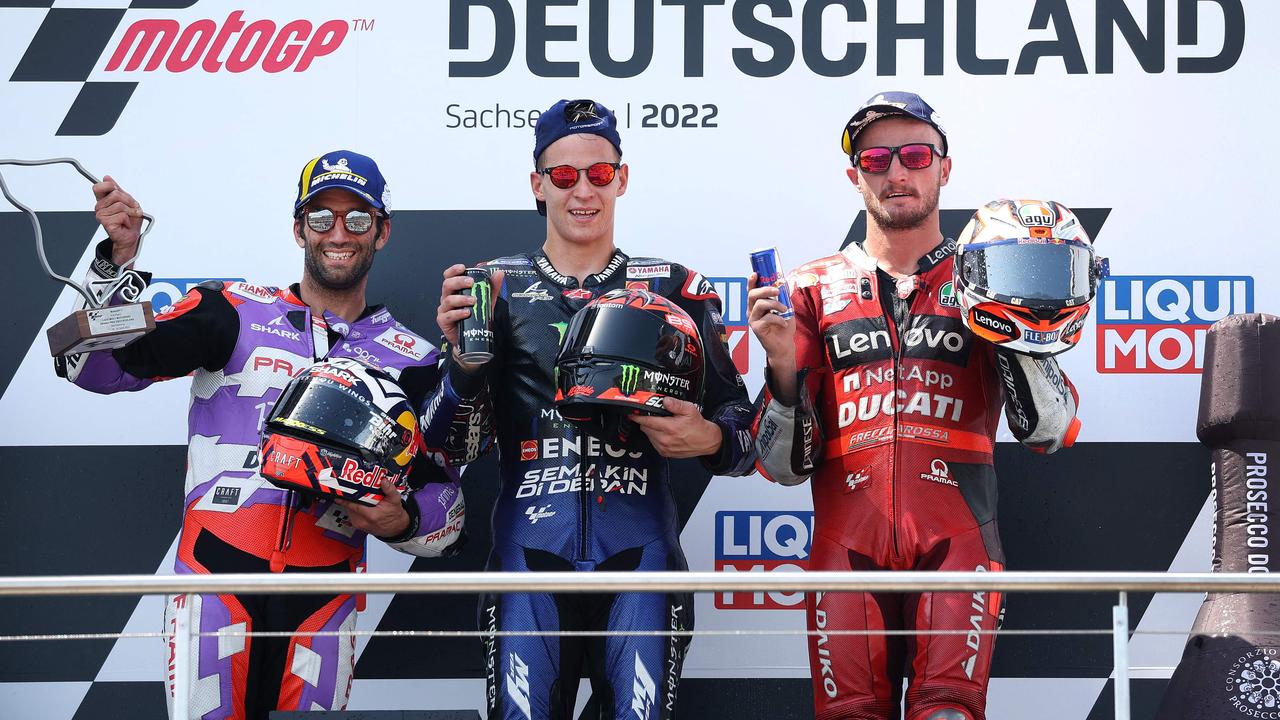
[58,243,465,719]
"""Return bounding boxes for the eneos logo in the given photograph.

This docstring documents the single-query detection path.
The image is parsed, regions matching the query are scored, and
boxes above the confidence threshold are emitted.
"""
[1097,276,1254,373]
[714,510,811,610]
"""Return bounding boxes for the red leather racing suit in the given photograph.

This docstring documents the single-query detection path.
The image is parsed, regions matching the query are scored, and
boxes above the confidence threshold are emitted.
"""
[752,240,1080,720]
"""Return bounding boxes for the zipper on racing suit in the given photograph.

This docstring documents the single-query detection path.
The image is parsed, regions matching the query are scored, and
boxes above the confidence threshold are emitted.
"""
[878,270,915,562]
[271,308,335,573]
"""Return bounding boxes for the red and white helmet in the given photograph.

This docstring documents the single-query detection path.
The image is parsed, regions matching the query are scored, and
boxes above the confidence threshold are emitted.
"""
[954,199,1105,356]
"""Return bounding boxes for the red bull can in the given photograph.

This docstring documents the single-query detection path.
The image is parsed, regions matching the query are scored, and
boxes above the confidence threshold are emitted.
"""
[750,247,793,318]
[457,267,494,364]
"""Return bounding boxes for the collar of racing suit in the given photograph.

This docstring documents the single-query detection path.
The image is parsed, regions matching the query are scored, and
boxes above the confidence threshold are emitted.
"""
[530,248,629,288]
[844,236,957,276]
[283,283,384,321]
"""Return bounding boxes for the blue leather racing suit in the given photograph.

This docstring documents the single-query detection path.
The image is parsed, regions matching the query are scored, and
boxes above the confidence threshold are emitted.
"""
[422,249,755,719]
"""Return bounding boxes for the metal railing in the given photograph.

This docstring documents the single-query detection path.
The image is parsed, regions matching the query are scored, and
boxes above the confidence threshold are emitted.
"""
[3,570,1273,719]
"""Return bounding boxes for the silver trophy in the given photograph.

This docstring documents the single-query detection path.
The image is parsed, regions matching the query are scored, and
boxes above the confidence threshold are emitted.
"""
[0,158,156,356]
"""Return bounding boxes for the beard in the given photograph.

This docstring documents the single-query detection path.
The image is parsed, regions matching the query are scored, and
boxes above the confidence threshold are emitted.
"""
[862,182,941,231]
[303,241,376,291]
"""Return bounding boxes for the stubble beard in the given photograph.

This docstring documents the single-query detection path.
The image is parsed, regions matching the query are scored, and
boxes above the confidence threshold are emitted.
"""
[304,242,376,291]
[863,183,941,231]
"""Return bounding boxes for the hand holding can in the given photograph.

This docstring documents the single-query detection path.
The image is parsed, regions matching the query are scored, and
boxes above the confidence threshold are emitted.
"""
[456,267,495,364]
[749,247,794,319]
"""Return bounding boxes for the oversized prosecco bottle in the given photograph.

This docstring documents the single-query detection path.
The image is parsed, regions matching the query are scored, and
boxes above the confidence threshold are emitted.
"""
[1157,313,1280,718]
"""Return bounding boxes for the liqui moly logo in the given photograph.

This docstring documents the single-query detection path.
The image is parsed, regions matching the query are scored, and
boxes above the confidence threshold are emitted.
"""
[1097,276,1254,373]
[714,510,811,610]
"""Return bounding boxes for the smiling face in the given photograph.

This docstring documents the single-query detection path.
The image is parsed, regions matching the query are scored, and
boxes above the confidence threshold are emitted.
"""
[294,188,388,291]
[531,133,628,250]
[847,116,951,231]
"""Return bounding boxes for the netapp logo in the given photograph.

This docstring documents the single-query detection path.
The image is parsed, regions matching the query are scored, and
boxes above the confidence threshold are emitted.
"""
[448,0,1245,78]
[7,4,358,136]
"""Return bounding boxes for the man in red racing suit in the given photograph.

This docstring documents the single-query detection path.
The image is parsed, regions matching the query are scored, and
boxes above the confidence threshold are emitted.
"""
[748,92,1080,720]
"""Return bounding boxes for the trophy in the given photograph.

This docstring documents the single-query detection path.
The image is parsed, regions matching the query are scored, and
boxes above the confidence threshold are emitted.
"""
[0,158,156,356]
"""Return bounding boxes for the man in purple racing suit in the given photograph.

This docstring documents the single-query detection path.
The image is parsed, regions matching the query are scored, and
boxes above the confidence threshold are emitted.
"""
[56,151,465,719]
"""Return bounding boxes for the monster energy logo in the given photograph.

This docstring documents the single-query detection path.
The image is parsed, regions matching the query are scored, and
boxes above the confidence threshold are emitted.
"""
[468,276,492,324]
[550,321,568,344]
[619,364,641,395]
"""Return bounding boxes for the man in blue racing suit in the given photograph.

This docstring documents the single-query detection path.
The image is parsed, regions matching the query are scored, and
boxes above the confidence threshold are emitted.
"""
[423,98,756,719]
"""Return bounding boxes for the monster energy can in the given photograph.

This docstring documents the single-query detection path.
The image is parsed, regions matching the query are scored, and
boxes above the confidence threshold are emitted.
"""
[457,267,494,364]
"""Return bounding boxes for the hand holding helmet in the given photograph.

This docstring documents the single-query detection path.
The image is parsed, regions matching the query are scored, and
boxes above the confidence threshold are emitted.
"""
[554,288,706,449]
[259,357,422,507]
[954,199,1109,356]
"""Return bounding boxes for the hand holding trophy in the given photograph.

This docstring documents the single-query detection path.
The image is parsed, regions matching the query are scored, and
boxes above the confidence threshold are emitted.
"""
[0,158,156,355]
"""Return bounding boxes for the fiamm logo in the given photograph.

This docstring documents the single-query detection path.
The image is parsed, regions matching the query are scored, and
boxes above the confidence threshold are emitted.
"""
[6,2,358,136]
[710,276,749,375]
[714,510,811,610]
[1097,275,1254,373]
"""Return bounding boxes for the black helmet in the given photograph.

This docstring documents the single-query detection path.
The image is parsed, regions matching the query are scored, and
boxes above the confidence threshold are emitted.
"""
[259,358,420,506]
[554,288,704,444]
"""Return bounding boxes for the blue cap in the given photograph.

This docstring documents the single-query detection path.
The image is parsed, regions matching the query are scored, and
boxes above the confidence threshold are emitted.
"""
[294,150,389,216]
[532,99,623,215]
[533,99,623,164]
[841,91,948,157]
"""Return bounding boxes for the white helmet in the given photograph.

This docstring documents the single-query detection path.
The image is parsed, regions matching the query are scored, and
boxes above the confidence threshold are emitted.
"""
[954,199,1106,356]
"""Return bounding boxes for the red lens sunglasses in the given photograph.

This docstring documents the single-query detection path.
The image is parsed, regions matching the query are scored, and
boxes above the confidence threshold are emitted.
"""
[539,162,621,189]
[855,144,943,174]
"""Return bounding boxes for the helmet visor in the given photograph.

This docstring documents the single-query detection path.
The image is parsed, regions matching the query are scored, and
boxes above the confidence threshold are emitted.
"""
[959,238,1095,306]
[268,379,405,459]
[562,305,700,373]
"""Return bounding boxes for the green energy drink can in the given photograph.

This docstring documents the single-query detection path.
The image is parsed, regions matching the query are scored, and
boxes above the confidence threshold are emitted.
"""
[457,267,494,364]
